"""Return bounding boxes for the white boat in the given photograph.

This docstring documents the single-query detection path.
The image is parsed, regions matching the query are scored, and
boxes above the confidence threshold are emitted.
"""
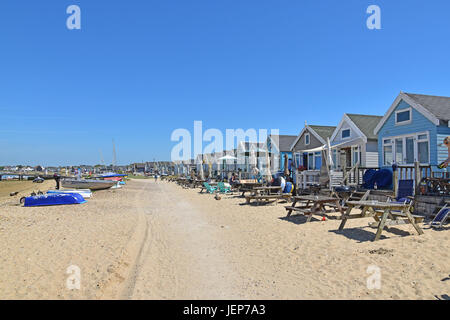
[61,179,116,190]
[110,182,121,189]
[47,189,93,198]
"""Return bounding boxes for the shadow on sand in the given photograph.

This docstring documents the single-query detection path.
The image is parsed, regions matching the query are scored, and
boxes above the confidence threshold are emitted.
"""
[329,225,414,243]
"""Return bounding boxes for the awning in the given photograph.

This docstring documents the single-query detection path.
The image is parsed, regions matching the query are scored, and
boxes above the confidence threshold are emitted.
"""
[326,137,365,149]
[295,146,325,153]
[295,137,365,153]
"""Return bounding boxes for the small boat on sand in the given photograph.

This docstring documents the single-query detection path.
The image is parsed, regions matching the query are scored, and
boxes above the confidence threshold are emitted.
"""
[47,189,92,198]
[61,179,116,190]
[22,193,86,207]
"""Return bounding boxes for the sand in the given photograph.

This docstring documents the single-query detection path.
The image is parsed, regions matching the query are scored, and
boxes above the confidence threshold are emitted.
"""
[0,179,448,299]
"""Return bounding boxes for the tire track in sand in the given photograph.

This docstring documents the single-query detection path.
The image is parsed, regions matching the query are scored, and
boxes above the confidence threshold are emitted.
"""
[119,180,181,299]
[118,180,151,299]
[126,180,240,299]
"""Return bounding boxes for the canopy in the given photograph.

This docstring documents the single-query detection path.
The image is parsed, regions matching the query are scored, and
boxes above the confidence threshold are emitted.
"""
[325,137,365,150]
[298,137,365,153]
[217,155,237,161]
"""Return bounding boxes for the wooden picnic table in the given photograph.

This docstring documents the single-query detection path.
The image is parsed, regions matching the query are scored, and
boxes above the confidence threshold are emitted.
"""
[338,200,424,241]
[238,182,264,196]
[285,195,344,222]
[251,186,282,195]
[244,186,287,205]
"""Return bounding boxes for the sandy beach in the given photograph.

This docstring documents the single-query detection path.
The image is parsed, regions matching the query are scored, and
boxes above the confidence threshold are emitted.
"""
[0,179,448,300]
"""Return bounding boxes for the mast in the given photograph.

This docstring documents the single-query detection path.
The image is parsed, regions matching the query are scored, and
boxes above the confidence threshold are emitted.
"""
[112,139,117,171]
[99,149,105,170]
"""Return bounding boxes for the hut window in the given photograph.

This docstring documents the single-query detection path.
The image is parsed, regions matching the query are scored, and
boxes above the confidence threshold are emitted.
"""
[314,152,322,170]
[342,129,351,139]
[383,145,393,166]
[308,153,314,170]
[395,108,412,125]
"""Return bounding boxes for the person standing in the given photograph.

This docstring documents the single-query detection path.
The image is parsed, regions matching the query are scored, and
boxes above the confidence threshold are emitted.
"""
[53,173,61,190]
[438,136,450,168]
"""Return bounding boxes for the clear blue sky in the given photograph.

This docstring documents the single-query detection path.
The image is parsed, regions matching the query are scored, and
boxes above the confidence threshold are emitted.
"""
[1,0,449,166]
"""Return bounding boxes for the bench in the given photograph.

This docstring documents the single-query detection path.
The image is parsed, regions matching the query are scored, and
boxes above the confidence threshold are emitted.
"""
[245,194,292,205]
[371,210,424,226]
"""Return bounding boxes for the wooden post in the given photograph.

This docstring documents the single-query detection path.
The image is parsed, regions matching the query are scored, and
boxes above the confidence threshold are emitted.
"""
[414,161,421,194]
[393,168,399,198]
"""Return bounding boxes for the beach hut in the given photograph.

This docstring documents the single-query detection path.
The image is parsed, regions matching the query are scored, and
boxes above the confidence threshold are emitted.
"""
[327,113,382,185]
[374,91,450,173]
[265,135,297,174]
[290,124,336,189]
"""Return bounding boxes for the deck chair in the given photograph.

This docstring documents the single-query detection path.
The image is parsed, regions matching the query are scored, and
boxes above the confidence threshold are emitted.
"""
[203,182,217,194]
[390,179,414,204]
[431,205,450,229]
[217,182,232,194]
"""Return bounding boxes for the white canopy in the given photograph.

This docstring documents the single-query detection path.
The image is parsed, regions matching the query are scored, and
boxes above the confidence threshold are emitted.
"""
[298,137,364,153]
[217,155,237,161]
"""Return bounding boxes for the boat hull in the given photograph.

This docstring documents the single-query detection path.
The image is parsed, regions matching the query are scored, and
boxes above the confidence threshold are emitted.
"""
[47,189,92,198]
[24,193,86,207]
[61,179,116,190]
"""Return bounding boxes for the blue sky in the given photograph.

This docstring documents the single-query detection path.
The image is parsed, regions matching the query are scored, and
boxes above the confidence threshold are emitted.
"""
[1,0,449,166]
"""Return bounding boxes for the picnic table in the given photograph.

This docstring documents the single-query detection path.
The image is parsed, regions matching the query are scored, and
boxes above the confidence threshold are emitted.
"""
[285,195,344,222]
[238,182,264,196]
[251,186,283,195]
[338,200,424,241]
[244,186,290,205]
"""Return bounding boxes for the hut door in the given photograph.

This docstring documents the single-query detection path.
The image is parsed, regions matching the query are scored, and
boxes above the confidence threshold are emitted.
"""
[345,148,352,167]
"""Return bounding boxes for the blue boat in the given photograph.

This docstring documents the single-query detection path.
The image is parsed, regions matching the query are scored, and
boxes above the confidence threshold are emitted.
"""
[99,173,128,178]
[23,193,87,207]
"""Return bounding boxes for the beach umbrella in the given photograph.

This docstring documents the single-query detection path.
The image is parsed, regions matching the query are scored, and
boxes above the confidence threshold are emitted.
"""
[218,155,237,177]
[216,155,222,180]
[327,137,334,167]
[206,156,212,178]
[217,155,238,161]
[250,149,258,178]
[283,154,290,177]
[199,158,205,180]
[264,148,272,182]
[327,137,334,190]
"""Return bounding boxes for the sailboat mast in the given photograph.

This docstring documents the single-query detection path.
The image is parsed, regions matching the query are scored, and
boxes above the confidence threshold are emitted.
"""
[112,139,117,171]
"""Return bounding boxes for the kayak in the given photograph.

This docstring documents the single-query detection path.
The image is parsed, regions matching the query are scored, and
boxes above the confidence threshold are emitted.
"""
[47,189,92,198]
[23,193,87,207]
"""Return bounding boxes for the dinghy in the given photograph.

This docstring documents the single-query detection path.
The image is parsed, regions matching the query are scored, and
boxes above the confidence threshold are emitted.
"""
[22,193,86,207]
[47,189,92,198]
[61,179,116,190]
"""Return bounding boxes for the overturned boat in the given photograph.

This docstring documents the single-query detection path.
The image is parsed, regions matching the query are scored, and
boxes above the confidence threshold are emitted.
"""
[22,193,87,207]
[61,179,116,190]
[47,189,92,198]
